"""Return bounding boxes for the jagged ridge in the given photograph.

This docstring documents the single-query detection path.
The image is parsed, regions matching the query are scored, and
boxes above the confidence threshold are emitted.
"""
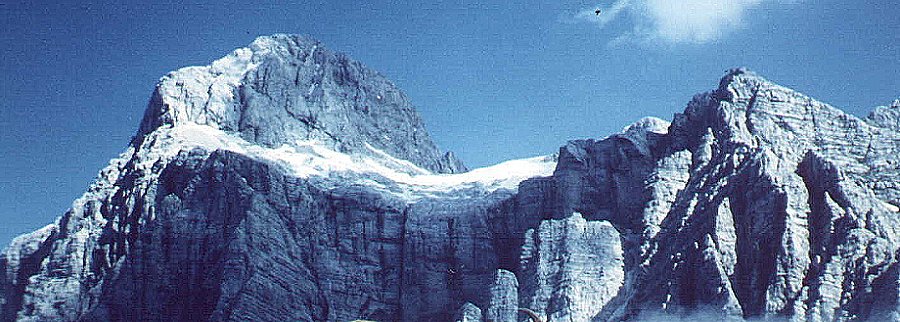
[2,35,900,322]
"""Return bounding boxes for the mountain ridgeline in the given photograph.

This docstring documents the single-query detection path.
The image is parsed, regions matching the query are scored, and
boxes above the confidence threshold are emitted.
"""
[2,34,900,322]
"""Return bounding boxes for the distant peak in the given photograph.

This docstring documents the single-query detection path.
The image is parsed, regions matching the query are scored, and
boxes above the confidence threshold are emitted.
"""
[723,67,756,77]
[717,67,767,92]
[617,117,670,157]
[247,34,326,56]
[865,98,900,130]
[253,33,318,45]
[621,116,670,136]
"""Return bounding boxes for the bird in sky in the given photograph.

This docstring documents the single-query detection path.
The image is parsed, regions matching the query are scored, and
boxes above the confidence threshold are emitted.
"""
[595,9,601,15]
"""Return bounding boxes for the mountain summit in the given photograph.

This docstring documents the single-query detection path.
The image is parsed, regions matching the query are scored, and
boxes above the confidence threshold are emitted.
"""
[137,34,465,174]
[2,35,900,322]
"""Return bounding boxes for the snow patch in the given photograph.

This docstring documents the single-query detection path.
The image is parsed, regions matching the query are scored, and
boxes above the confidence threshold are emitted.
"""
[881,200,900,213]
[153,124,556,199]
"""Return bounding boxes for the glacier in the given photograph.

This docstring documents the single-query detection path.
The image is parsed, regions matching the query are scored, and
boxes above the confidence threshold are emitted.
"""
[2,34,900,322]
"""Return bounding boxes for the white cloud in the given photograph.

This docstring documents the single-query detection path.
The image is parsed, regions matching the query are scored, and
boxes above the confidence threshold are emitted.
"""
[578,0,777,44]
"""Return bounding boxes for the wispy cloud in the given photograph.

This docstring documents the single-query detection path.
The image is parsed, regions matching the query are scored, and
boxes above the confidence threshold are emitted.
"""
[577,0,784,45]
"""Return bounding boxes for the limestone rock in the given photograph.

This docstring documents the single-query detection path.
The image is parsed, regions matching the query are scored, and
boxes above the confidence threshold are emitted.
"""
[2,35,899,322]
[453,302,483,322]
[485,269,518,322]
[519,212,624,322]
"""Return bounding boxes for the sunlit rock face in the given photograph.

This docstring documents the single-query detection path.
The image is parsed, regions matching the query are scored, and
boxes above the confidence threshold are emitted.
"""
[2,36,899,322]
[519,212,624,321]
[620,69,900,321]
[137,34,466,174]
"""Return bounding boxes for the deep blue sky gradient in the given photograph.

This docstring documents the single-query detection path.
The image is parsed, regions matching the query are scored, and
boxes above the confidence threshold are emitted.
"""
[1,1,898,246]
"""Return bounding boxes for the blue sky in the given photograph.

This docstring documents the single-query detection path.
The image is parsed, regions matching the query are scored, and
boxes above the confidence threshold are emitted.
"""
[0,0,897,246]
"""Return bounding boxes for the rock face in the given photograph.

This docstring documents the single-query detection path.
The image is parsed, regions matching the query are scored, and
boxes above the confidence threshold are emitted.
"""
[485,270,519,322]
[453,302,483,322]
[618,69,900,321]
[2,36,899,322]
[519,213,624,322]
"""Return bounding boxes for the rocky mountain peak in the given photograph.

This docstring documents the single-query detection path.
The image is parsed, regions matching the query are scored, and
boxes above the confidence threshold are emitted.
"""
[4,40,899,322]
[717,67,761,89]
[136,34,466,173]
[865,98,900,130]
[674,68,847,153]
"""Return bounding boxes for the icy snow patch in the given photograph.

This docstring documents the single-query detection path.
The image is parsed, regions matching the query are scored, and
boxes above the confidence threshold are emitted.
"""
[156,124,556,198]
[881,200,900,212]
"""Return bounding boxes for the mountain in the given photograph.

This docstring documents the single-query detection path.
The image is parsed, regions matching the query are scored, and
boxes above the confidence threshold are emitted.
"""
[2,35,899,322]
